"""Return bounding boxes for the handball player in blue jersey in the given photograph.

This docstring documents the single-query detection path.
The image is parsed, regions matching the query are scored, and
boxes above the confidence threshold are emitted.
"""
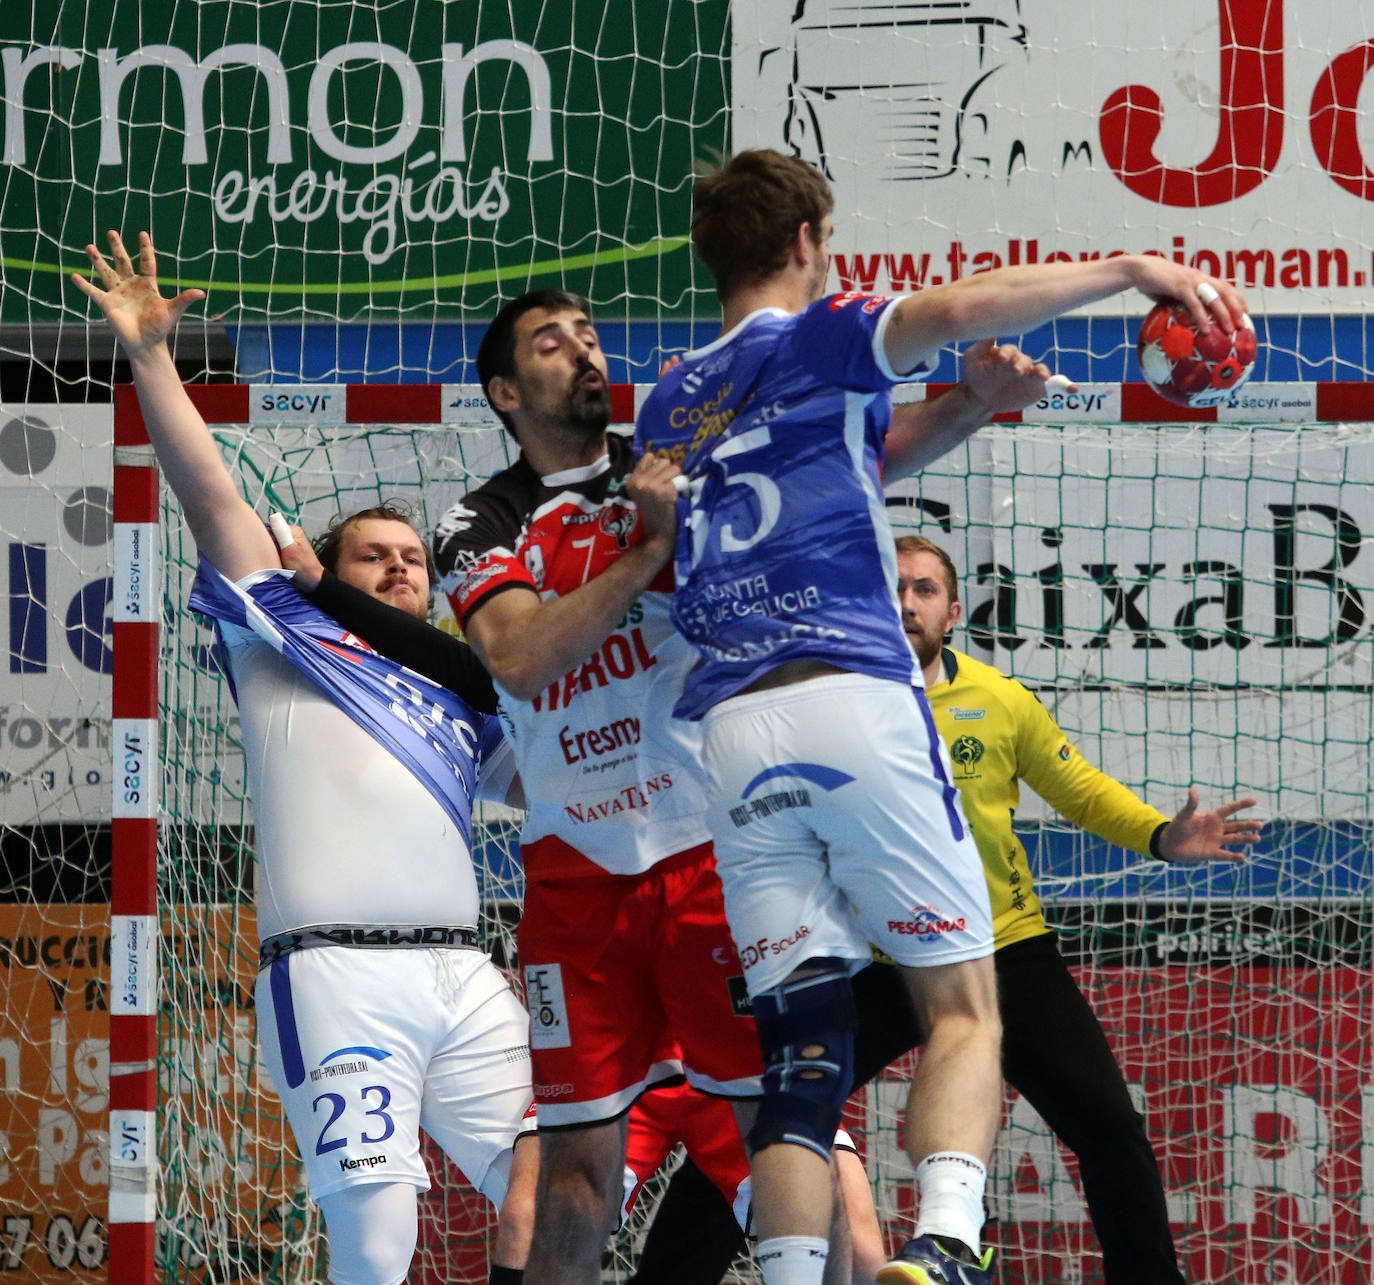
[73,234,537,1285]
[636,150,1247,1285]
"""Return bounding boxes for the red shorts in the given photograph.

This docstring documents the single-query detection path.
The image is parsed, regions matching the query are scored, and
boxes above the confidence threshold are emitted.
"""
[519,844,764,1127]
[623,1078,751,1227]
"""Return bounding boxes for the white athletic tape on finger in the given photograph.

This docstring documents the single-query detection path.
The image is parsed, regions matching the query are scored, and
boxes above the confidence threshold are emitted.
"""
[1045,374,1073,391]
[268,512,295,549]
[1196,281,1220,306]
[672,475,690,496]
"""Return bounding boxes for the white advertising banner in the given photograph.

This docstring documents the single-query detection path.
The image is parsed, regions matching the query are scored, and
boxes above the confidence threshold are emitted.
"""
[0,406,114,824]
[733,3,1374,314]
[885,422,1374,820]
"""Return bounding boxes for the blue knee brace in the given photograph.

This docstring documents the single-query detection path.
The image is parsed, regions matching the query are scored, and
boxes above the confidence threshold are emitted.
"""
[748,959,857,1161]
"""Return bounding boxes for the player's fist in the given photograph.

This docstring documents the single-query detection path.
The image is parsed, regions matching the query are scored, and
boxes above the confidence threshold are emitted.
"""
[626,452,684,550]
[269,512,325,589]
[962,338,1069,415]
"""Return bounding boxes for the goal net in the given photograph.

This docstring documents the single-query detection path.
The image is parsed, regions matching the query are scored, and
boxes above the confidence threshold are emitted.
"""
[139,391,738,1285]
[148,395,528,1285]
[1,0,1371,1282]
[876,415,1374,1285]
[100,401,1374,1284]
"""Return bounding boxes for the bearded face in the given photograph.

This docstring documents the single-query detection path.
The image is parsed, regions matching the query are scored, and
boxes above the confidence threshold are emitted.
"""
[896,549,960,669]
[498,307,612,443]
[334,518,432,621]
[563,354,613,436]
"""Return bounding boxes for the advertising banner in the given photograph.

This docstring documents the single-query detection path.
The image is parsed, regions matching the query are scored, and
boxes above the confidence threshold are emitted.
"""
[733,3,1374,315]
[7,4,1369,325]
[0,407,114,825]
[7,405,1374,825]
[0,902,304,1283]
[0,3,730,323]
[886,422,1374,821]
[855,958,1372,1283]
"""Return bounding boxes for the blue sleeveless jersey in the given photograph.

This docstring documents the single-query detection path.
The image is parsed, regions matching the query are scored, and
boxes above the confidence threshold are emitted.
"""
[636,294,929,719]
[189,560,498,848]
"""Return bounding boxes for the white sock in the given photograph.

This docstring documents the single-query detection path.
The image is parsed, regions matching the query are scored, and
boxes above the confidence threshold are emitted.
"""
[756,1235,829,1285]
[912,1151,987,1257]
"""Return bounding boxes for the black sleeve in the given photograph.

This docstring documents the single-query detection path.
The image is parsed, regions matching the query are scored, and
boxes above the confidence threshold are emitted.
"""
[302,571,499,715]
[630,1156,746,1285]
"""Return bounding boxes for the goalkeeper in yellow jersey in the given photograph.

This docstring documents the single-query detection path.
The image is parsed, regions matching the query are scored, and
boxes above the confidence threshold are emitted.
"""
[892,534,1261,1285]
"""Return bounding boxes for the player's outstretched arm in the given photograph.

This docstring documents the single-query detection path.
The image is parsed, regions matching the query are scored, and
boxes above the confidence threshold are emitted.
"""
[884,339,1059,480]
[882,254,1248,376]
[70,230,276,580]
[463,452,682,701]
[1156,789,1262,863]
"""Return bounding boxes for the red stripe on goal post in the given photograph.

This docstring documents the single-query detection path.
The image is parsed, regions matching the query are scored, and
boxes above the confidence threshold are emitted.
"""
[110,388,159,1285]
[609,383,637,425]
[1119,383,1220,422]
[348,382,443,423]
[1316,381,1374,422]
[185,383,251,422]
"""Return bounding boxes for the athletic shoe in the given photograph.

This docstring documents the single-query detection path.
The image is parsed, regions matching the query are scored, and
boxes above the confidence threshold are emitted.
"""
[874,1235,996,1285]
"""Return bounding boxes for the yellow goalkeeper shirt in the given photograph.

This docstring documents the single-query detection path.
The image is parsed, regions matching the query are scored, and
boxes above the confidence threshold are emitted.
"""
[926,648,1170,950]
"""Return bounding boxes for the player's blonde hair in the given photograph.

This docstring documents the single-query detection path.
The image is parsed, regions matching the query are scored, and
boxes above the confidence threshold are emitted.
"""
[894,535,960,604]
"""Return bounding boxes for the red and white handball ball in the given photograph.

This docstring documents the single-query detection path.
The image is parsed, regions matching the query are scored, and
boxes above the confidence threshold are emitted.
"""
[1136,301,1258,408]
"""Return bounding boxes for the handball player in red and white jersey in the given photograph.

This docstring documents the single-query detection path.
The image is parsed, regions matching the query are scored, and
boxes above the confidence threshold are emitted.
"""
[432,291,763,1285]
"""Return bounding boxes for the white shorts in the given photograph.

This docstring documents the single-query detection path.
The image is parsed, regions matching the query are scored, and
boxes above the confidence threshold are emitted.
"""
[701,672,994,995]
[256,946,534,1203]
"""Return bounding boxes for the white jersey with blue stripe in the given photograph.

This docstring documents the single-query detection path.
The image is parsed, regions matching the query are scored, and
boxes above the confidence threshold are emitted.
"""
[189,562,494,939]
[636,293,929,719]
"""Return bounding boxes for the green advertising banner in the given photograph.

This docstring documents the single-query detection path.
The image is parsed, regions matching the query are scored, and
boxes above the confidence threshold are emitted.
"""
[1,2,728,324]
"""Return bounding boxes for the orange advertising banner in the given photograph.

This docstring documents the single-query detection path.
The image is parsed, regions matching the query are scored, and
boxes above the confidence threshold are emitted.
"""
[0,903,310,1283]
[1,904,111,1281]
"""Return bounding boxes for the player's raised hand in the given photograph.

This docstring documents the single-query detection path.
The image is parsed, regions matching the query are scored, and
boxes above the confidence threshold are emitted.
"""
[70,231,205,356]
[1156,789,1263,863]
[961,338,1068,415]
[626,451,684,552]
